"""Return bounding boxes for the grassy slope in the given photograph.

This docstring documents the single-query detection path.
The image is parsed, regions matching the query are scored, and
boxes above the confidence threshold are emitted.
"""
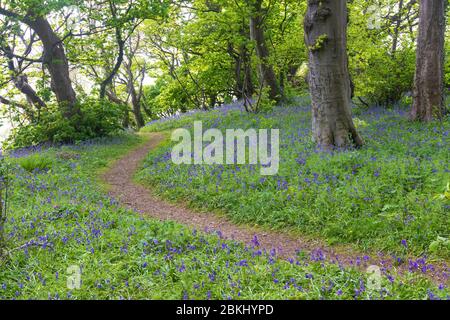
[138,102,450,261]
[0,134,447,299]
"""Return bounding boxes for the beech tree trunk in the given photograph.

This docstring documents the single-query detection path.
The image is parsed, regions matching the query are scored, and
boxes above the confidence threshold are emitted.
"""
[27,16,79,119]
[249,0,281,102]
[304,0,363,149]
[410,0,446,122]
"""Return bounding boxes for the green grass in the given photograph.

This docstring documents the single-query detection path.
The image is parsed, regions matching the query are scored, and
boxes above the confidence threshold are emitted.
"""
[1,133,448,299]
[138,104,450,260]
[16,154,53,173]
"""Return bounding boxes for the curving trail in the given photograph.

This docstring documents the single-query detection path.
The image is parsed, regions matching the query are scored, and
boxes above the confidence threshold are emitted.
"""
[102,133,448,284]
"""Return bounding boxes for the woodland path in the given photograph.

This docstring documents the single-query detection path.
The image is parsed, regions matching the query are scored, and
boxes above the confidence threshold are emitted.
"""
[102,133,448,284]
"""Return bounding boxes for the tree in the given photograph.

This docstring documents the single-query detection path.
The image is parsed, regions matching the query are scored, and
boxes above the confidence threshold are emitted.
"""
[0,23,47,122]
[0,40,47,121]
[97,0,145,100]
[304,0,363,149]
[410,0,446,121]
[123,34,147,128]
[0,5,79,119]
[347,0,419,106]
[227,30,255,101]
[249,0,282,102]
[27,14,79,118]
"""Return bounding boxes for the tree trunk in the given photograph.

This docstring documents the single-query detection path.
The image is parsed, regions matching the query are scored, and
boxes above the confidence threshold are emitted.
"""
[209,94,217,108]
[391,0,405,55]
[126,65,145,129]
[99,0,126,100]
[410,0,446,122]
[99,30,124,100]
[2,45,47,121]
[27,16,79,119]
[249,0,281,102]
[279,72,285,96]
[130,89,145,129]
[0,8,77,118]
[228,43,244,99]
[106,90,129,128]
[304,0,363,149]
[242,46,255,99]
[228,40,254,100]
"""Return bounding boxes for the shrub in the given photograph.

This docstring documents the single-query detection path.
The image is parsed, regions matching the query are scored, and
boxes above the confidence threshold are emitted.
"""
[5,99,125,149]
[351,47,416,106]
[429,236,450,258]
[250,86,276,113]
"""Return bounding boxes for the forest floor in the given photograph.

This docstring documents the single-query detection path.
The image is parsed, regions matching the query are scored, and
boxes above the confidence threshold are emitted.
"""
[102,132,449,284]
[1,130,447,299]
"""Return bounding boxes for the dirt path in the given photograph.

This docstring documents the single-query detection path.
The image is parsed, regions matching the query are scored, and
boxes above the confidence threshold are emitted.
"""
[103,133,448,284]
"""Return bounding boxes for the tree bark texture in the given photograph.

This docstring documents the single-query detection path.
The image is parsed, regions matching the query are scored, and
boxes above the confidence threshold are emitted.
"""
[27,15,79,119]
[410,0,446,121]
[304,0,363,149]
[249,0,281,102]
